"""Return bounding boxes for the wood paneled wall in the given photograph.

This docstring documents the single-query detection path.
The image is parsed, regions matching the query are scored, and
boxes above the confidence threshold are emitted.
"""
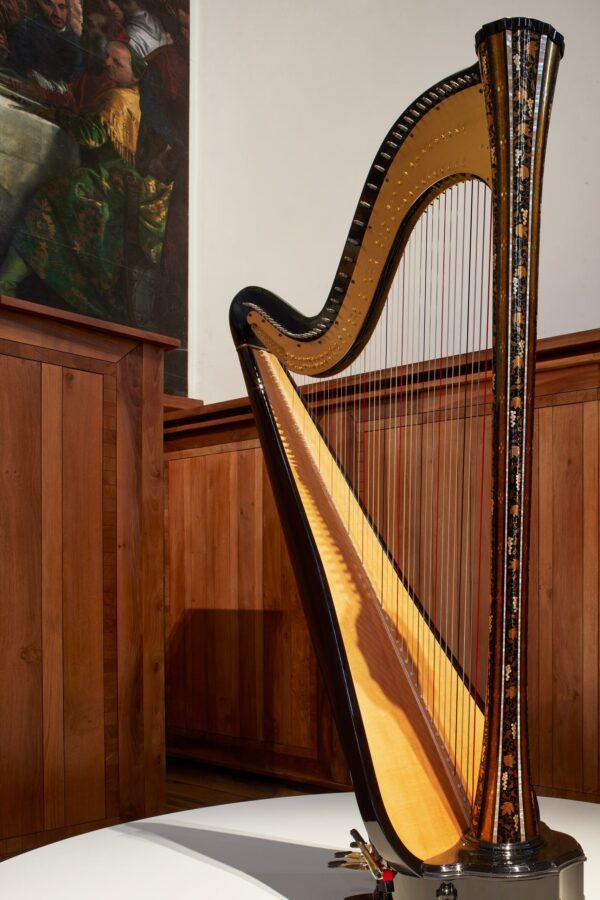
[164,328,600,803]
[0,297,177,858]
[529,393,599,799]
[165,439,348,787]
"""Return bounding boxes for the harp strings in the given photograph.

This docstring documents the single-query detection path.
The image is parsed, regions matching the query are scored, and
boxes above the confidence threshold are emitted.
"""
[295,180,493,802]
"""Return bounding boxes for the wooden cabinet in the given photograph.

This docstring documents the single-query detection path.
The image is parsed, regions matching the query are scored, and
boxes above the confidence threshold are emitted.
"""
[0,296,178,857]
[164,329,600,803]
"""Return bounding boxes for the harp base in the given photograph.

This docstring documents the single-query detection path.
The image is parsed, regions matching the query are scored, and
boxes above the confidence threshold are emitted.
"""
[345,860,583,899]
[422,821,584,880]
[343,822,584,899]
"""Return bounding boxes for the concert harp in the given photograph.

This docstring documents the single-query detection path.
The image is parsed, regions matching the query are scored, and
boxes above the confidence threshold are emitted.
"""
[230,17,585,899]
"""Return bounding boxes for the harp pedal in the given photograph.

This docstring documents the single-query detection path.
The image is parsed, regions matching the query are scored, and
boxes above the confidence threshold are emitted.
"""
[436,884,458,898]
[329,829,396,897]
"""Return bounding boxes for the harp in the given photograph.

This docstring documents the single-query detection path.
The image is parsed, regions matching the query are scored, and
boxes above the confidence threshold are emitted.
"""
[230,18,585,899]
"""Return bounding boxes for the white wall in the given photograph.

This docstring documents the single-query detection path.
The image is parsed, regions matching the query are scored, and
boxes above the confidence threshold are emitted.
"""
[188,0,600,403]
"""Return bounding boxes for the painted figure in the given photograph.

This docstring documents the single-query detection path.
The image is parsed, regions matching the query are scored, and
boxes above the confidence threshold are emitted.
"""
[0,0,29,54]
[6,0,84,90]
[114,0,172,58]
[0,0,189,390]
[0,40,172,318]
[82,8,128,61]
[134,36,187,334]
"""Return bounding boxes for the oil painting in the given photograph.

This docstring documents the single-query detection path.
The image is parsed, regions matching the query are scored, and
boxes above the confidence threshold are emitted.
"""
[0,0,189,392]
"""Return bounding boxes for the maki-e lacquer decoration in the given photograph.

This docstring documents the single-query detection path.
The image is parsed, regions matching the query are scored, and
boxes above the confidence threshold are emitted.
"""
[230,17,585,899]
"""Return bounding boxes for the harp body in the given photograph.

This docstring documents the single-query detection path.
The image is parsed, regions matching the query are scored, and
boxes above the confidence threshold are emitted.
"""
[230,18,585,897]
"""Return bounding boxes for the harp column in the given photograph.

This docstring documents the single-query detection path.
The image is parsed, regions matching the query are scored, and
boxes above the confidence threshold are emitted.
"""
[473,19,563,847]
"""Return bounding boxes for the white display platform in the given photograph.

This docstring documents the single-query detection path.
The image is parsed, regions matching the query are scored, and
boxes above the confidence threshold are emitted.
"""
[0,793,597,899]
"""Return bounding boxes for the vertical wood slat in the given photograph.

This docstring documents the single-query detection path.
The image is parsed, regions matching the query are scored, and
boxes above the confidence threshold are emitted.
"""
[177,449,268,744]
[117,345,167,821]
[185,455,208,736]
[537,406,554,789]
[141,345,166,815]
[582,401,599,795]
[275,466,316,754]
[237,448,264,742]
[165,458,189,735]
[476,414,493,699]
[0,356,43,840]
[62,367,105,826]
[103,372,120,820]
[41,364,65,831]
[551,404,584,793]
[262,462,317,753]
[117,347,144,819]
[262,455,283,747]
[527,410,540,787]
[209,452,238,738]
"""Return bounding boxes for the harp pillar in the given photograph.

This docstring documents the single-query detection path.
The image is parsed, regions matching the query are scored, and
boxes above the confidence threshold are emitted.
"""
[472,19,562,847]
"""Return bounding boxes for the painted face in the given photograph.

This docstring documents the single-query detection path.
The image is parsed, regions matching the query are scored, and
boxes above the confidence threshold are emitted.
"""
[104,41,136,84]
[102,0,125,23]
[37,0,69,30]
[86,12,109,40]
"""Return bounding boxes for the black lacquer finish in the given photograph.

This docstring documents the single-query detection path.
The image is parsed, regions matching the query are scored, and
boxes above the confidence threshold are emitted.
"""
[475,18,565,58]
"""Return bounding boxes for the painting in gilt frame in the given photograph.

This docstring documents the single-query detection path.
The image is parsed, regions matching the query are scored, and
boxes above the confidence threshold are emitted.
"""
[0,0,189,394]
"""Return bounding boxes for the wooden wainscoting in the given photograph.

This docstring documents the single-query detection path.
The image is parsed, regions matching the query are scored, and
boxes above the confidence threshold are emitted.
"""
[165,434,348,788]
[529,389,599,799]
[164,328,600,803]
[0,297,178,858]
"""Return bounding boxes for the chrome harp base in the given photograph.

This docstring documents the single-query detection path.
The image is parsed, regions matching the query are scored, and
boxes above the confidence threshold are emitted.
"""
[340,825,584,899]
[345,862,584,900]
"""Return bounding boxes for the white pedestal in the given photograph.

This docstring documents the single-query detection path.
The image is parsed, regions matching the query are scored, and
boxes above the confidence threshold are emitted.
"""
[0,793,596,899]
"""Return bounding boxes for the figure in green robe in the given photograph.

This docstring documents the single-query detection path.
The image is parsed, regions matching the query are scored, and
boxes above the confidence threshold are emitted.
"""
[0,40,172,321]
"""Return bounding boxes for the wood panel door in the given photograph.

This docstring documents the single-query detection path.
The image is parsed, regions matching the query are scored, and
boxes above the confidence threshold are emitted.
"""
[0,297,176,857]
[165,441,349,788]
[0,359,107,842]
[0,354,44,841]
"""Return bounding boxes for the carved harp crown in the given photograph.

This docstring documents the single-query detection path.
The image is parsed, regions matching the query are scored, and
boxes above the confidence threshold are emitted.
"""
[230,17,584,887]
